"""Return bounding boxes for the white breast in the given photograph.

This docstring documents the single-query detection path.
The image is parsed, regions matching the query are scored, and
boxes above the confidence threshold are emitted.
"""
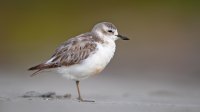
[57,39,116,80]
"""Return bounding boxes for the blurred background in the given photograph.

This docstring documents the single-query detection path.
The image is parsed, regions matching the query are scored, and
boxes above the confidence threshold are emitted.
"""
[0,0,200,99]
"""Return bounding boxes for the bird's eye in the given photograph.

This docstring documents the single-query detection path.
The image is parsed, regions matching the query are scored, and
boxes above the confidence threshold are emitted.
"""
[108,30,113,33]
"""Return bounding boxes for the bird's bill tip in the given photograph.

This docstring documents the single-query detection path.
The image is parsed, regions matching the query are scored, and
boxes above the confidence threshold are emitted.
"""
[116,34,129,40]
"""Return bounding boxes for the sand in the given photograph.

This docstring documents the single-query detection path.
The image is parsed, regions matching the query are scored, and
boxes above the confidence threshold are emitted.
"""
[0,71,200,112]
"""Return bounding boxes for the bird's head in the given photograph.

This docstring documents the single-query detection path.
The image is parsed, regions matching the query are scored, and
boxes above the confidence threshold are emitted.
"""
[92,22,129,41]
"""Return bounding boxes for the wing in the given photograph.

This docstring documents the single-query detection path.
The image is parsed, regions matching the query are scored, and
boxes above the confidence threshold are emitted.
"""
[28,32,99,73]
[49,33,97,67]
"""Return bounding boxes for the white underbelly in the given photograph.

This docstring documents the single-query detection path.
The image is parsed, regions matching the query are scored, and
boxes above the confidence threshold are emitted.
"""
[56,42,116,80]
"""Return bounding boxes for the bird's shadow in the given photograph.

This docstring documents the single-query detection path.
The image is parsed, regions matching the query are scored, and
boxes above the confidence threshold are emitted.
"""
[21,91,71,100]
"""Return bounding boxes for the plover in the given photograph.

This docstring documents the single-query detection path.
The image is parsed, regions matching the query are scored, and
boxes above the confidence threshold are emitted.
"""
[28,22,129,102]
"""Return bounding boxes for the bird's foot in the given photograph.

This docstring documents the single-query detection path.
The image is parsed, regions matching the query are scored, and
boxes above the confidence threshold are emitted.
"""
[77,97,95,102]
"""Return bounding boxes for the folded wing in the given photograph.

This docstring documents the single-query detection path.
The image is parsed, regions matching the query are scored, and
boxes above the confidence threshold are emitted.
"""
[28,33,99,76]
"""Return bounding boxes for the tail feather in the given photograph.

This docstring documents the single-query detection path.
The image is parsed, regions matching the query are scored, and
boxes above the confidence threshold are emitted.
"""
[30,69,42,77]
[28,63,59,76]
[28,63,47,70]
[28,63,47,77]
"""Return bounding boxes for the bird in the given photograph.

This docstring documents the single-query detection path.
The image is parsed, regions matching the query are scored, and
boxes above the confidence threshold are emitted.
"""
[28,22,129,102]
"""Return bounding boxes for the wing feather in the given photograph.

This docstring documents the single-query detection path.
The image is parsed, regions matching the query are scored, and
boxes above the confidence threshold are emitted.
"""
[28,33,100,72]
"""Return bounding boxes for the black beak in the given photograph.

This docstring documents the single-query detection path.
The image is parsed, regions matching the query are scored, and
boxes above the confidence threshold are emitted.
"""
[116,34,129,40]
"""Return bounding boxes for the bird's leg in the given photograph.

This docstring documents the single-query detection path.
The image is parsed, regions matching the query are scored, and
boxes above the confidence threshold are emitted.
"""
[75,80,94,102]
[76,80,82,101]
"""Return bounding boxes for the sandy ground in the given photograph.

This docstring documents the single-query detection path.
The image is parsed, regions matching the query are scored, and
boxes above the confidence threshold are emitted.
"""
[0,71,200,112]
